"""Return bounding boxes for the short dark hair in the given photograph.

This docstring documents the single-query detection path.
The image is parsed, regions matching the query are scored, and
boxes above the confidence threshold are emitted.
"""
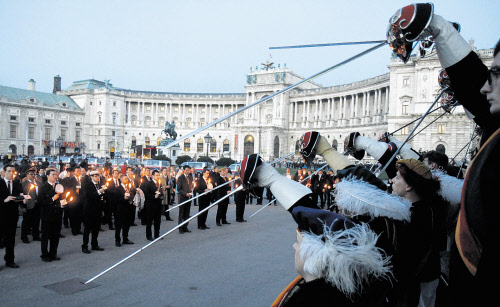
[397,163,440,200]
[46,169,57,177]
[152,170,159,176]
[494,39,500,57]
[126,166,132,171]
[424,151,449,169]
[3,164,14,171]
[183,165,191,170]
[202,168,210,174]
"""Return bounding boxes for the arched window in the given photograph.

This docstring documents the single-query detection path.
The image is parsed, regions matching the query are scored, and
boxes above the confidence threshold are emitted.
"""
[244,135,254,156]
[332,140,338,151]
[223,139,230,152]
[145,136,150,146]
[210,140,217,152]
[197,139,204,152]
[436,144,446,154]
[274,136,279,158]
[28,145,35,156]
[131,136,137,148]
[157,137,163,146]
[9,144,17,155]
[184,139,191,152]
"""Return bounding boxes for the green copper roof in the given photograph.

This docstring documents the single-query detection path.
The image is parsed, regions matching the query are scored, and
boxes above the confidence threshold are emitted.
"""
[64,79,113,91]
[0,85,82,110]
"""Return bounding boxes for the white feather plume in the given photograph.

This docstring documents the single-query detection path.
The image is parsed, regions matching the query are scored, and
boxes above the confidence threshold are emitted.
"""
[334,178,411,222]
[431,169,464,206]
[300,223,391,296]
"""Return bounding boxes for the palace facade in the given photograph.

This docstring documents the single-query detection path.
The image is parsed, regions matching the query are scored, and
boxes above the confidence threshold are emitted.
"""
[1,42,493,163]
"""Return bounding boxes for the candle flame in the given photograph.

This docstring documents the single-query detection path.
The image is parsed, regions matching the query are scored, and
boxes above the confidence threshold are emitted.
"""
[69,197,74,202]
[29,184,35,190]
[65,191,70,198]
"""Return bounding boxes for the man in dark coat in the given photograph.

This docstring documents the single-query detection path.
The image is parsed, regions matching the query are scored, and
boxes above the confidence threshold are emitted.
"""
[21,168,40,243]
[215,168,231,226]
[234,178,246,222]
[310,169,326,208]
[81,170,107,253]
[176,165,193,233]
[0,164,24,268]
[114,174,134,246]
[143,170,163,240]
[38,168,64,262]
[193,168,212,229]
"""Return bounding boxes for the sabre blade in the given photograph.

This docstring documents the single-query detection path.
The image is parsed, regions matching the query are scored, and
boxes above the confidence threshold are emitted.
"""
[160,42,387,151]
[165,178,237,213]
[84,186,243,284]
[269,40,387,50]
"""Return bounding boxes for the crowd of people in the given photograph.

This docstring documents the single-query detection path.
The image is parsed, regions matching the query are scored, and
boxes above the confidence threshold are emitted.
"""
[0,160,258,266]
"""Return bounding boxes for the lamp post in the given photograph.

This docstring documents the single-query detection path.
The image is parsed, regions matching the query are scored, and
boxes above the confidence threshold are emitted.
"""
[204,133,212,165]
[57,136,63,156]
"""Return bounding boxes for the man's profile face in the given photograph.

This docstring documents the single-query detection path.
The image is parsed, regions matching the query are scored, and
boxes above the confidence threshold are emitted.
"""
[4,167,15,180]
[203,171,210,179]
[481,53,500,118]
[153,172,160,181]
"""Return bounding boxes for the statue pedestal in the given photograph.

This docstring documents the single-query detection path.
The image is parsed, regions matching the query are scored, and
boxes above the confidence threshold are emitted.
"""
[159,138,180,163]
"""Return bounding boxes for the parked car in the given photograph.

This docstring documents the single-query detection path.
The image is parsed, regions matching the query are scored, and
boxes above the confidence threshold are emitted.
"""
[228,163,241,175]
[180,161,212,174]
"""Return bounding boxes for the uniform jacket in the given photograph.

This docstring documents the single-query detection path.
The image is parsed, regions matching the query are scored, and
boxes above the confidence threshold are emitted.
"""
[38,181,63,222]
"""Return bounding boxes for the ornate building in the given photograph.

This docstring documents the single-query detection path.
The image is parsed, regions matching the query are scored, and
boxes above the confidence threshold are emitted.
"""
[0,76,85,157]
[1,43,493,163]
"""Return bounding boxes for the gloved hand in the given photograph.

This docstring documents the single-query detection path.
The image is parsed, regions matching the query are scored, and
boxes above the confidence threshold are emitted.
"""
[427,14,471,68]
[254,161,312,211]
[337,165,387,191]
[315,136,353,172]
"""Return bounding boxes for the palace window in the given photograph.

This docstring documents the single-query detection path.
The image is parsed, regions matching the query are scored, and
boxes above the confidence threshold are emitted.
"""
[401,127,409,135]
[61,130,66,141]
[76,122,81,126]
[61,121,67,126]
[197,139,203,152]
[29,117,35,122]
[146,105,151,111]
[45,128,51,140]
[438,124,445,134]
[10,116,17,121]
[402,105,409,114]
[75,131,81,142]
[10,125,17,138]
[145,137,150,146]
[160,105,165,112]
[184,139,190,152]
[145,116,151,127]
[403,78,410,86]
[223,139,230,152]
[210,140,216,152]
[28,126,35,139]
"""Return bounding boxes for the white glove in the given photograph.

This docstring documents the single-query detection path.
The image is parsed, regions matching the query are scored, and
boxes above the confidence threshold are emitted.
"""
[428,15,471,68]
[255,162,312,211]
[315,136,353,172]
[387,135,421,160]
[354,135,388,160]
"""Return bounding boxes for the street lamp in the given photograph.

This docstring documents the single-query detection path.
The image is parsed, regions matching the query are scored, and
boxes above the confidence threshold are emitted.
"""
[57,136,63,156]
[204,133,212,164]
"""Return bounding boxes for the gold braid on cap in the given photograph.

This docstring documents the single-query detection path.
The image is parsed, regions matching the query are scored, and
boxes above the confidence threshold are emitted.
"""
[396,158,432,180]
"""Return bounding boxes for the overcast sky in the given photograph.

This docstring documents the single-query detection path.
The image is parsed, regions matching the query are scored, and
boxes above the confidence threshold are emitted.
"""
[1,0,498,94]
